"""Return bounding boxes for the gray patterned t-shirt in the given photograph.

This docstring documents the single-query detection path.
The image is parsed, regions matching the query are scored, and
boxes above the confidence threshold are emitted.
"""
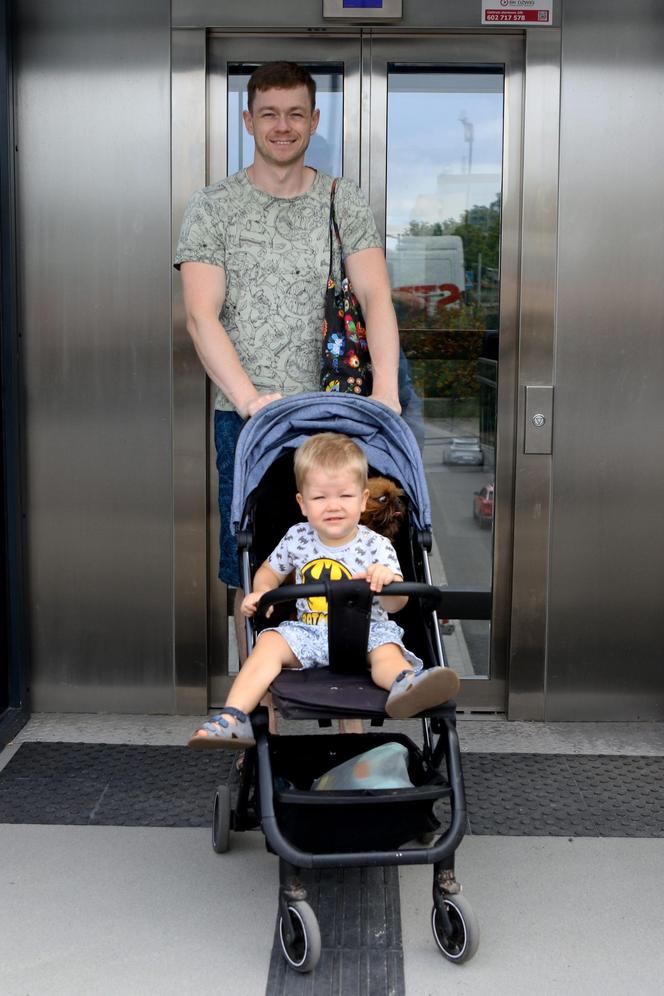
[174,170,382,412]
[267,523,402,626]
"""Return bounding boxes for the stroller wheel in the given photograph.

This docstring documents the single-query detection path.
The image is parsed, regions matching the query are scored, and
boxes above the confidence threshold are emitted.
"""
[431,894,480,964]
[211,784,231,854]
[279,900,321,973]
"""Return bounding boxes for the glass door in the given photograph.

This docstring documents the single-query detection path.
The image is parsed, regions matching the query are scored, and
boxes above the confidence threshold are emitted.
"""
[206,36,361,701]
[369,36,523,707]
[204,33,523,709]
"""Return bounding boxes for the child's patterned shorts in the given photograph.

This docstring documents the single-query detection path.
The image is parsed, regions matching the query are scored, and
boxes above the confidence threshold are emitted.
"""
[259,619,423,672]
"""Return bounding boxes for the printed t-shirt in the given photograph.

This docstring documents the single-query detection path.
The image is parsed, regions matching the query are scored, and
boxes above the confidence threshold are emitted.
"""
[266,523,402,626]
[173,169,382,412]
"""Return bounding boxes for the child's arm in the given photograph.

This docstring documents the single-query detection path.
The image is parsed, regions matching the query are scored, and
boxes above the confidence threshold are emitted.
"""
[354,563,408,614]
[241,561,287,617]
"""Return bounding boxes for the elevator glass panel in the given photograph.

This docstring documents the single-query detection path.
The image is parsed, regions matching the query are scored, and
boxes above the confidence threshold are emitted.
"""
[386,69,504,677]
[228,66,344,176]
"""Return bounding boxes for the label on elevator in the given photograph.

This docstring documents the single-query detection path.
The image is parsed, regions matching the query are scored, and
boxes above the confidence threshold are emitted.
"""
[482,0,553,25]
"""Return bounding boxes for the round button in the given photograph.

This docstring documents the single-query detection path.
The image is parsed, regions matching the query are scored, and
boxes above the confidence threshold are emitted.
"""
[532,413,546,427]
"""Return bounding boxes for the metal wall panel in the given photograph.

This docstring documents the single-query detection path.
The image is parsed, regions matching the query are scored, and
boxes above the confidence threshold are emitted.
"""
[173,0,560,30]
[15,1,174,711]
[548,0,664,719]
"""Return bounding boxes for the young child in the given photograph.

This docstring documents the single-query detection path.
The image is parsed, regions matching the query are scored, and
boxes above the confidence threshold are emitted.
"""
[188,433,459,749]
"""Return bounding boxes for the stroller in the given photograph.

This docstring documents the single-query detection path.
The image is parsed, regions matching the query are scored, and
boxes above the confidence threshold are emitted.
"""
[211,393,479,972]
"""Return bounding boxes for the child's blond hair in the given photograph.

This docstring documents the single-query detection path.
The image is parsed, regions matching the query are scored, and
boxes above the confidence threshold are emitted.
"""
[294,433,368,492]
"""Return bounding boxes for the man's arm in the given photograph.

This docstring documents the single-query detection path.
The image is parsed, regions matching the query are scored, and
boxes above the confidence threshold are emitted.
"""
[345,247,401,413]
[180,260,282,418]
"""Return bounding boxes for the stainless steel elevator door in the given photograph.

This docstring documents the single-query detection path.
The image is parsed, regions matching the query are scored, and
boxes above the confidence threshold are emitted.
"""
[205,33,523,710]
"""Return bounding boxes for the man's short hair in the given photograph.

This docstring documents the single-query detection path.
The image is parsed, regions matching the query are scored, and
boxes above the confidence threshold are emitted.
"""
[247,62,317,113]
[294,433,368,493]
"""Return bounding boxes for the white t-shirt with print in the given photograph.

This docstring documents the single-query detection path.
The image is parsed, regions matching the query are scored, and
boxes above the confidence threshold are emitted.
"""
[267,523,402,626]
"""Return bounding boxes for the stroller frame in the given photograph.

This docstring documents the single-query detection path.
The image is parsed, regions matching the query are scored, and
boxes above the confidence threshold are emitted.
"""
[211,395,481,972]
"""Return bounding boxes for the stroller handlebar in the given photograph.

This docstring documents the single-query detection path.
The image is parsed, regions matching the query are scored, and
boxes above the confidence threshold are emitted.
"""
[257,580,442,616]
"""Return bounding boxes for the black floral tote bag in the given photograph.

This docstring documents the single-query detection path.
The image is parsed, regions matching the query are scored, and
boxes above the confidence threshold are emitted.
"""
[320,179,373,396]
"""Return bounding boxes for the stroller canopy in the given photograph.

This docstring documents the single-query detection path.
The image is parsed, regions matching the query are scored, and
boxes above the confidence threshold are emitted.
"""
[230,392,432,533]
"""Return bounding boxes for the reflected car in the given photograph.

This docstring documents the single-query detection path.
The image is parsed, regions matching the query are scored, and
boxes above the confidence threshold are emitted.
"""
[443,437,484,466]
[473,484,494,528]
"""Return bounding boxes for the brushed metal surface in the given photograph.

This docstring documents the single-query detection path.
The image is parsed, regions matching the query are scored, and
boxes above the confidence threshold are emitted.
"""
[508,29,560,720]
[173,0,560,30]
[172,30,209,714]
[15,1,173,712]
[547,1,664,720]
[524,385,554,454]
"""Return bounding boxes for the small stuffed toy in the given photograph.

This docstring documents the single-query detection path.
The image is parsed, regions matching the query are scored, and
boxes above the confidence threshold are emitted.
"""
[361,476,406,541]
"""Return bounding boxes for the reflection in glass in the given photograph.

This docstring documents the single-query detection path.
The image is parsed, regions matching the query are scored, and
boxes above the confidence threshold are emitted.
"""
[386,69,504,678]
[227,66,343,177]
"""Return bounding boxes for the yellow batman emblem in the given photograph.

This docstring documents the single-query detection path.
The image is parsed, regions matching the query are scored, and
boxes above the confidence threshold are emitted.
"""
[300,558,352,621]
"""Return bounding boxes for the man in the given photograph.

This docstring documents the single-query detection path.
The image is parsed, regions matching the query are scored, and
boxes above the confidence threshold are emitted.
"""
[174,61,401,635]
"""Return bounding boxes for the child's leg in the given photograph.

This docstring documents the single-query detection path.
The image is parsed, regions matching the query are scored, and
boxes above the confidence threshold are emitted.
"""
[369,643,460,719]
[187,631,299,748]
[369,643,414,691]
[225,630,299,717]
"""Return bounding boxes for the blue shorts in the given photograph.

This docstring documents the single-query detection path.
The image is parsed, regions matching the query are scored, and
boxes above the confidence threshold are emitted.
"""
[259,619,424,672]
[214,409,245,588]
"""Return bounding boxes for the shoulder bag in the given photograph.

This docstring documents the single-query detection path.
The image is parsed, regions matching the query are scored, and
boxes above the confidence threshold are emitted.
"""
[320,178,373,396]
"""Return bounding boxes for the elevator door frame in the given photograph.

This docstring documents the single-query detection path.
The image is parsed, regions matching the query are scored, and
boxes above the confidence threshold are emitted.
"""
[171,25,560,720]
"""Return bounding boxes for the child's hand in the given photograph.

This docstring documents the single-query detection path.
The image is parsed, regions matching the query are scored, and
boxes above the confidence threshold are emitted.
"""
[241,592,273,618]
[360,563,399,593]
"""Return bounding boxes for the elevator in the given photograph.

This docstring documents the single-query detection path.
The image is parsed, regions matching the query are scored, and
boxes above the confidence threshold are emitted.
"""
[12,0,663,721]
[172,15,558,716]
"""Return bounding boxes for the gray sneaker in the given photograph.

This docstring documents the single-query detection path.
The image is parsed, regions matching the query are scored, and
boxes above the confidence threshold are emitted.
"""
[385,667,460,719]
[187,707,255,750]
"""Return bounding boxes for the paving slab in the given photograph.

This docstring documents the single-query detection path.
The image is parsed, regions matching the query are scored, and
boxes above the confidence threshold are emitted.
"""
[400,835,664,996]
[0,825,275,996]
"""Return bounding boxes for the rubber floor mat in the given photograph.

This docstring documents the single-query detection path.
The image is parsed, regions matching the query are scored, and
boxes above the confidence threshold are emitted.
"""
[0,744,662,837]
[0,742,233,827]
[266,866,404,996]
[461,753,664,837]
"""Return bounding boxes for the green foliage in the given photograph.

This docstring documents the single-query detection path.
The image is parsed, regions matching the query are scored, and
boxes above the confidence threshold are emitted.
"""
[405,195,501,272]
[397,197,500,400]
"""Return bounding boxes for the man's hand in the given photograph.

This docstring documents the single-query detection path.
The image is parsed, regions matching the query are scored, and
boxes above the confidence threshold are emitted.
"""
[244,392,283,418]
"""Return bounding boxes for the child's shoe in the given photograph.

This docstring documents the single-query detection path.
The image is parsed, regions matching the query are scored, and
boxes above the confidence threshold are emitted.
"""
[385,667,460,719]
[187,707,255,750]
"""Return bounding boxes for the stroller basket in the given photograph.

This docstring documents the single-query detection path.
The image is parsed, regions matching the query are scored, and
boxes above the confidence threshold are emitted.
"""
[269,732,450,853]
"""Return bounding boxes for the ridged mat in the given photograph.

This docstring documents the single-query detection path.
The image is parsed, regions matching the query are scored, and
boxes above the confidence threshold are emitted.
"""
[0,743,661,837]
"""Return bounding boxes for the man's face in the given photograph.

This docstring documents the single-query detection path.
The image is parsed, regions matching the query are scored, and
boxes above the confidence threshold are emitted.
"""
[243,85,320,169]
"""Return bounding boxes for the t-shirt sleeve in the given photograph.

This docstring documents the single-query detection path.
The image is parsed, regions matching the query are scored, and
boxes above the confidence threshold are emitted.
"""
[173,189,226,270]
[334,178,383,258]
[266,530,295,577]
[362,528,403,577]
[377,534,403,577]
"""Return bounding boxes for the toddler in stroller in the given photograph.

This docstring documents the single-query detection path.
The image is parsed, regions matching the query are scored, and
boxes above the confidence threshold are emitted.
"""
[189,393,480,972]
[188,431,459,749]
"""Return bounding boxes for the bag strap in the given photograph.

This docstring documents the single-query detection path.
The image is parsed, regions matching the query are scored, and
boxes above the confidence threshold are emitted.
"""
[328,177,344,277]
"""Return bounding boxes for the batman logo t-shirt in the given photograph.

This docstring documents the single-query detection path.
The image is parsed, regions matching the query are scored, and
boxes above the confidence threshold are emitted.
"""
[267,523,402,625]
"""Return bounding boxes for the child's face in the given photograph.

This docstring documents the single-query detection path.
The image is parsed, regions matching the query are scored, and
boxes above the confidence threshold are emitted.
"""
[296,467,369,547]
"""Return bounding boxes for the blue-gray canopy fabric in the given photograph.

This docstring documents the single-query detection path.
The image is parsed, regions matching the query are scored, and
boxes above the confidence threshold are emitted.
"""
[230,392,432,533]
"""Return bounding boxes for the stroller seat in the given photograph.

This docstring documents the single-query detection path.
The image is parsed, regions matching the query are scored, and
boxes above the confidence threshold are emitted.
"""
[272,660,458,720]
